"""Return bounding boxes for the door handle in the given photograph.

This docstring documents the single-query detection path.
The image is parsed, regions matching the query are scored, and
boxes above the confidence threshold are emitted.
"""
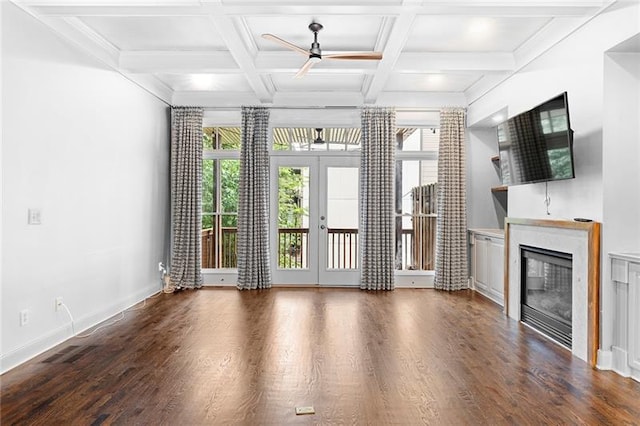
[320,225,326,229]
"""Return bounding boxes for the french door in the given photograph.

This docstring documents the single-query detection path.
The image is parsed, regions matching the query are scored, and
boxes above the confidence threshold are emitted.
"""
[270,156,360,286]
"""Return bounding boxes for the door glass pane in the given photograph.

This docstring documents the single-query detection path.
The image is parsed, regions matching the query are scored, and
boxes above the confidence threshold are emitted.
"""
[326,167,359,269]
[278,166,310,269]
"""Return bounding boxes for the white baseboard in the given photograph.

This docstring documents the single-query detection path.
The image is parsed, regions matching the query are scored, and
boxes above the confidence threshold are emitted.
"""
[596,349,613,370]
[0,323,73,374]
[203,282,237,287]
[204,276,436,289]
[611,346,631,377]
[394,273,435,288]
[0,283,160,374]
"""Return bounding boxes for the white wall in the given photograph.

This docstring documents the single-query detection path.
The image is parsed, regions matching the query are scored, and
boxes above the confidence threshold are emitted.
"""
[467,1,639,361]
[467,2,639,223]
[1,3,170,372]
[603,51,640,256]
[601,50,640,354]
[466,128,505,230]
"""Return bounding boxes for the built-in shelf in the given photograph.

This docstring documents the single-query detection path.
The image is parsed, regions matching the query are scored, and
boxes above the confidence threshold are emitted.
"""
[490,155,508,221]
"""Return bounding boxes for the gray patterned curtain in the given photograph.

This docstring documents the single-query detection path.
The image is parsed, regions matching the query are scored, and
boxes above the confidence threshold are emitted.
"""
[434,108,468,291]
[360,107,396,291]
[170,107,204,289]
[237,106,272,290]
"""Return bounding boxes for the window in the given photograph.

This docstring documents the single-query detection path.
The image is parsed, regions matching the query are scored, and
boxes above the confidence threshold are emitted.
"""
[395,128,439,271]
[202,128,240,269]
[272,127,361,151]
[200,125,439,272]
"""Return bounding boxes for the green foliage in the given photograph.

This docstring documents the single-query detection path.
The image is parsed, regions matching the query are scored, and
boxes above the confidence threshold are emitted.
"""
[276,167,308,268]
[220,160,239,227]
[203,130,215,150]
[204,127,242,150]
[278,167,307,228]
[202,159,215,229]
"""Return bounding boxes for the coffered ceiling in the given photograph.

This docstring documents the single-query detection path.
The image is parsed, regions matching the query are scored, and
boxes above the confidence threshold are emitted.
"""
[12,0,613,108]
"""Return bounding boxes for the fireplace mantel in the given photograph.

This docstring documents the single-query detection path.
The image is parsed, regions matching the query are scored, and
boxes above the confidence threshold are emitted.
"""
[504,218,600,367]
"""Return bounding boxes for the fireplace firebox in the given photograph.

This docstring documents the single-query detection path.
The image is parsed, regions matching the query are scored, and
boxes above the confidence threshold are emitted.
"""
[521,245,573,348]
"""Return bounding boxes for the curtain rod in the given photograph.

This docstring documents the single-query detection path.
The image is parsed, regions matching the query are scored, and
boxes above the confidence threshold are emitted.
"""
[201,106,441,112]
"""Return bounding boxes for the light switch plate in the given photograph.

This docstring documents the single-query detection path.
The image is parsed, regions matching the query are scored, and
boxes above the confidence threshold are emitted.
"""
[295,406,315,415]
[28,208,42,225]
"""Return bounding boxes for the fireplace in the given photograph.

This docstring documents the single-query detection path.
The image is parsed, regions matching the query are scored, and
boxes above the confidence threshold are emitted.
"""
[505,218,600,366]
[521,245,573,348]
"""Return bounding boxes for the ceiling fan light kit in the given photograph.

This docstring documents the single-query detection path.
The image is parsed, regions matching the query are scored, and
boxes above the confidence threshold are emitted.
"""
[262,22,383,78]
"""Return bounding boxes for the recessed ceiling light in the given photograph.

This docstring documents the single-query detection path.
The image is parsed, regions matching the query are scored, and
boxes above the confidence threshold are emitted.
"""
[426,74,444,87]
[468,18,492,36]
[191,74,215,90]
[492,114,504,123]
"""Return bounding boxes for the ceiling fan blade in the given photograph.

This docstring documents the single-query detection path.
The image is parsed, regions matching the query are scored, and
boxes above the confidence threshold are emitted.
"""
[324,52,383,60]
[294,58,316,78]
[261,34,308,56]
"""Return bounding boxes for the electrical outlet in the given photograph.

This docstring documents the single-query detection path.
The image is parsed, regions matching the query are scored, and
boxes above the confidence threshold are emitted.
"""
[20,310,29,326]
[295,406,315,415]
[158,262,164,272]
[55,297,64,311]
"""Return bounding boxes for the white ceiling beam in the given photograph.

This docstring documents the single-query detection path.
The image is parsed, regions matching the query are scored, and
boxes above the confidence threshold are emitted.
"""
[173,89,469,109]
[514,16,590,67]
[118,50,515,75]
[255,52,380,74]
[395,52,516,73]
[119,51,239,73]
[464,73,513,105]
[206,6,273,103]
[172,91,260,107]
[363,1,419,104]
[26,2,606,18]
[272,91,365,107]
[376,91,468,108]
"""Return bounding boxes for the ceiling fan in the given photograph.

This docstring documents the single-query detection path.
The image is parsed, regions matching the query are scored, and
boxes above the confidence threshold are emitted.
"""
[312,128,325,144]
[300,127,327,146]
[262,23,383,78]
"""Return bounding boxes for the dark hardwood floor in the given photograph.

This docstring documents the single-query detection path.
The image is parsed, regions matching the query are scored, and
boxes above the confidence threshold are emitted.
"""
[2,288,640,425]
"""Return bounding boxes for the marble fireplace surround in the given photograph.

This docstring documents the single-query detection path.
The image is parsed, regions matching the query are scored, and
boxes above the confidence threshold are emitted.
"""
[504,218,600,367]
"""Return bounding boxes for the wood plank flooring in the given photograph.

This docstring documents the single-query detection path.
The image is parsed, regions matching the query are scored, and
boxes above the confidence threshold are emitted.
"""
[2,288,640,425]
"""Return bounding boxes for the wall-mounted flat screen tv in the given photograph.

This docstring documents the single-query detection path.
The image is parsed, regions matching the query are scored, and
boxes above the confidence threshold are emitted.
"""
[497,92,575,186]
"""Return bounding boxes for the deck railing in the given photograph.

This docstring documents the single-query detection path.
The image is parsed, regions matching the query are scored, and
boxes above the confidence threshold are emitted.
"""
[277,228,309,269]
[201,221,435,271]
[201,227,237,269]
[327,228,358,269]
